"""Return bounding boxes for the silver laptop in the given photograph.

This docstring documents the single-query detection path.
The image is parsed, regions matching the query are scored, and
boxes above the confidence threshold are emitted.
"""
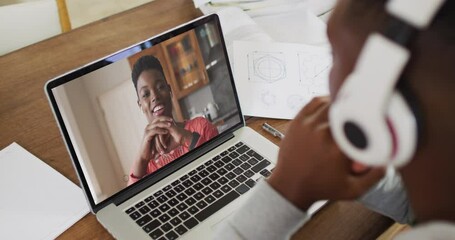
[45,14,279,239]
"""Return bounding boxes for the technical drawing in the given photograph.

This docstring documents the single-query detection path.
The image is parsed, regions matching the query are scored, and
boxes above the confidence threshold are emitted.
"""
[261,90,277,107]
[248,51,286,83]
[234,40,333,119]
[298,52,331,85]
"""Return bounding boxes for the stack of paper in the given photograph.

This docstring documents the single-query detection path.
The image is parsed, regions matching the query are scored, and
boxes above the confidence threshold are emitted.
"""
[197,1,334,119]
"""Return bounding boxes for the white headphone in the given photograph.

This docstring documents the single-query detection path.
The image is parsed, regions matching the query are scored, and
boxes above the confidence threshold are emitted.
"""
[329,0,446,167]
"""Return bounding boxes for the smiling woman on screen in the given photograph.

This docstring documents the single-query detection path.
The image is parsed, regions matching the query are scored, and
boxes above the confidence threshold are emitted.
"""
[128,55,219,185]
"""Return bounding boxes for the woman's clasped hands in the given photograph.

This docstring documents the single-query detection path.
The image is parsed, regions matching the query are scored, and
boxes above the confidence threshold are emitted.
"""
[138,116,192,163]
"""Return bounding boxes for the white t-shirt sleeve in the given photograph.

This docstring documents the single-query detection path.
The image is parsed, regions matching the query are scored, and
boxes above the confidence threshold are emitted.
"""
[214,180,310,239]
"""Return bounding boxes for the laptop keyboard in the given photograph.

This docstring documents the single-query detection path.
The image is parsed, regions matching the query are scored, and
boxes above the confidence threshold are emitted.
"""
[124,141,273,240]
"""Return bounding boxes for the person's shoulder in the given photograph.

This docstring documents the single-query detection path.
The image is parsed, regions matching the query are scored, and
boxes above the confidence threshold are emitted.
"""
[188,116,211,126]
[185,117,213,131]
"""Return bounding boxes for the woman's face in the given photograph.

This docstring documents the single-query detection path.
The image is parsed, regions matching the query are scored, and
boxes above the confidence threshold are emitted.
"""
[136,69,173,123]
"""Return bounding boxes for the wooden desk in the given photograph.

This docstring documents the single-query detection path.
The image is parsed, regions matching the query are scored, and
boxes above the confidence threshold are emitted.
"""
[0,0,393,239]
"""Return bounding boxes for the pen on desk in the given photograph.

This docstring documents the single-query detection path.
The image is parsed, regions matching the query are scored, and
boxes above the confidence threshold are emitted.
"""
[262,122,285,139]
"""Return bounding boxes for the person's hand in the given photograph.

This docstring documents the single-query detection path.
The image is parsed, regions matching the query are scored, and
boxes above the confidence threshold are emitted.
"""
[131,116,173,178]
[148,120,193,156]
[164,122,193,151]
[155,133,171,155]
[268,96,385,211]
[139,116,173,159]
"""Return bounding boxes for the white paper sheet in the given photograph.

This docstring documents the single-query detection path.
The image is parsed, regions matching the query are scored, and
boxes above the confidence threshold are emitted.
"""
[234,41,331,119]
[252,6,329,45]
[216,7,273,65]
[0,143,89,240]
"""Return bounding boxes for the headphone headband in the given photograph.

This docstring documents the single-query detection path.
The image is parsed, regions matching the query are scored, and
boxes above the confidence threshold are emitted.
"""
[387,0,445,28]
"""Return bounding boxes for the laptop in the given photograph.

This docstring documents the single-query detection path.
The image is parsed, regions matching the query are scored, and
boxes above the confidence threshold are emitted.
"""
[45,14,280,239]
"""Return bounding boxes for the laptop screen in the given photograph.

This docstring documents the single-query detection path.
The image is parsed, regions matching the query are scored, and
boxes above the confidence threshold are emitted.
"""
[46,15,242,208]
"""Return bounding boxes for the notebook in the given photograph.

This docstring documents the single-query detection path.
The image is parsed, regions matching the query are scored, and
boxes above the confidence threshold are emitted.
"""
[45,14,280,239]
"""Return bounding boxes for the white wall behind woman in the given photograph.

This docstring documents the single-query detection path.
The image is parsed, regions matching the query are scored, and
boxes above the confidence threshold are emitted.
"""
[60,72,124,204]
[98,80,148,181]
[79,59,137,187]
[57,58,138,204]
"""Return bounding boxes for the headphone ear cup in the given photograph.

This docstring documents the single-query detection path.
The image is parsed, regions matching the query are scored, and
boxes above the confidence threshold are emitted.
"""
[329,33,416,167]
[385,91,418,167]
[329,94,393,166]
[329,91,418,167]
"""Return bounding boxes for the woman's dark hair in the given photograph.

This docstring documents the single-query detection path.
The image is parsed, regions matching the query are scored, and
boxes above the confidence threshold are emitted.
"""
[131,55,166,91]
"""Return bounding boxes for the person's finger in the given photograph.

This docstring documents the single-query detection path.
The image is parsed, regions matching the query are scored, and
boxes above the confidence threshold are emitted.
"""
[144,128,168,143]
[295,96,330,120]
[148,138,156,155]
[158,134,168,150]
[346,167,385,197]
[145,116,172,130]
[154,136,165,155]
[151,116,173,124]
[316,102,330,121]
[307,102,330,127]
[146,121,172,131]
[163,133,171,145]
[162,121,177,133]
[285,101,326,136]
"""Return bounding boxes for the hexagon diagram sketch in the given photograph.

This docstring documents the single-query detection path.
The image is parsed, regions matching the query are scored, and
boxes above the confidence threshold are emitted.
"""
[298,52,331,85]
[261,90,277,107]
[248,52,286,83]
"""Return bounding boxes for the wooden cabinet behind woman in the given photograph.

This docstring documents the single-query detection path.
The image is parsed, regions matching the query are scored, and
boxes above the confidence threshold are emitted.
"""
[128,30,209,122]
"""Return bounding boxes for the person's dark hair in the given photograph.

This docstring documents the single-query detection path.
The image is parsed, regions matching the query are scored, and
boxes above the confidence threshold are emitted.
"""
[343,0,454,45]
[341,0,454,146]
[342,0,454,85]
[131,55,166,91]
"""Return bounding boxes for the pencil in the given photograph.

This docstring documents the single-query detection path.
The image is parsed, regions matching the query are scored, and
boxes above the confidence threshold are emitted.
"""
[262,122,285,139]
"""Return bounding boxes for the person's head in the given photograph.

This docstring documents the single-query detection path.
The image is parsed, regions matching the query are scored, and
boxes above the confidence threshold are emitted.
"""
[132,55,173,123]
[328,0,455,223]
